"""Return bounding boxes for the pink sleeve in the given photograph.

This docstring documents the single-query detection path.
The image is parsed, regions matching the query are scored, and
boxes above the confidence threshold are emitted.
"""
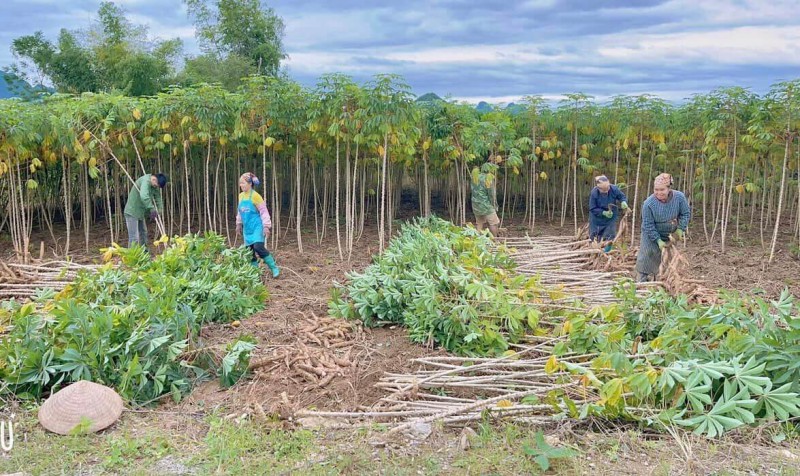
[256,201,272,231]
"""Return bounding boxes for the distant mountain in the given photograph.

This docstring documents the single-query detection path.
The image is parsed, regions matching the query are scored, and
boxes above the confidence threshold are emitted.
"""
[476,101,493,113]
[505,102,526,115]
[416,92,444,102]
[0,71,51,99]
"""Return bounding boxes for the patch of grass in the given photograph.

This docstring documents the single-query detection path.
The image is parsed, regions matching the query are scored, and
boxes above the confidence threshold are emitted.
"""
[101,433,173,472]
[196,416,315,474]
[0,416,99,475]
[450,422,574,475]
[0,415,180,475]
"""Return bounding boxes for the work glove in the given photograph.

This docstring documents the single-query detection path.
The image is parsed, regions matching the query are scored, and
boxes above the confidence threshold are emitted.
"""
[620,201,629,210]
[657,239,666,251]
[602,210,614,218]
[235,223,242,236]
[149,210,158,220]
[675,228,685,240]
[264,230,270,241]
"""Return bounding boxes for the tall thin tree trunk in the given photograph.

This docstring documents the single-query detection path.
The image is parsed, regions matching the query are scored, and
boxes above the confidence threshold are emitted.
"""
[62,154,71,257]
[769,127,792,264]
[335,136,343,259]
[379,134,389,252]
[631,128,644,246]
[295,140,303,254]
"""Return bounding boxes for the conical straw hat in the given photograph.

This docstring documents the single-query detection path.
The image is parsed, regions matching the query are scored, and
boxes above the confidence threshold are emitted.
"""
[38,380,124,435]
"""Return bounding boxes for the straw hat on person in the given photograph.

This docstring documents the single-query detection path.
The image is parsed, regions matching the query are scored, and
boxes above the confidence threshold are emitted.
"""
[38,380,124,435]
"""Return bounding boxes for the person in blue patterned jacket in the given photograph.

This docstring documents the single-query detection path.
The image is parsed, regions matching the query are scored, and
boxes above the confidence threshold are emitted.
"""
[635,173,691,282]
[588,175,628,252]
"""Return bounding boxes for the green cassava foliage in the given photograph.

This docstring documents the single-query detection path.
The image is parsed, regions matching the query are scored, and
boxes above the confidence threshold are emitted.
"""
[329,217,800,437]
[550,287,800,437]
[329,216,572,355]
[0,233,267,403]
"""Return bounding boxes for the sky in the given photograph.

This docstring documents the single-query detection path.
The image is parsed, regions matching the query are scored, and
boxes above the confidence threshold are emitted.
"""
[2,0,799,104]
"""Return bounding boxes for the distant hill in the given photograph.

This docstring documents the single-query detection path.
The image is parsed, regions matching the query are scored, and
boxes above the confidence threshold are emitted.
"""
[415,94,528,115]
[0,71,51,99]
[416,92,443,102]
[476,101,493,113]
[505,102,526,115]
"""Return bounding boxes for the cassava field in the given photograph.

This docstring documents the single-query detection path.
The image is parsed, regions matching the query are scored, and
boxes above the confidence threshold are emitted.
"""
[1,77,800,475]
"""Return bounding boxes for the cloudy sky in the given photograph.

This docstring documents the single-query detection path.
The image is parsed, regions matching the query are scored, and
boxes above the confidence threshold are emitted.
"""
[2,0,799,104]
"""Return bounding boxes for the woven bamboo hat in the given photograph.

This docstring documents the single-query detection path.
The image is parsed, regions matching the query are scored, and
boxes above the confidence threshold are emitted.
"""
[38,380,124,435]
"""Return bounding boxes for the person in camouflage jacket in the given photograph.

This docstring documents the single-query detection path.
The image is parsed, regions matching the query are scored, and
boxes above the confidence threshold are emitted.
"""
[471,155,502,236]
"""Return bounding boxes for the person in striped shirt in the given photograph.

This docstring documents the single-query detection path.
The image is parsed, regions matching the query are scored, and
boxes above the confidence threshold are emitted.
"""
[635,173,691,282]
[235,172,280,278]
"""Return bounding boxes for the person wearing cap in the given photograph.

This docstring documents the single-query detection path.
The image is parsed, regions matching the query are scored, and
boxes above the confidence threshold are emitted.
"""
[236,172,280,278]
[124,173,167,248]
[471,154,502,236]
[635,173,691,282]
[589,175,628,252]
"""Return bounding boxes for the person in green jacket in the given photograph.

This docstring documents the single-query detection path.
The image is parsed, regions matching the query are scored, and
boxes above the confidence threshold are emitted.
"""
[124,173,167,248]
[471,155,502,236]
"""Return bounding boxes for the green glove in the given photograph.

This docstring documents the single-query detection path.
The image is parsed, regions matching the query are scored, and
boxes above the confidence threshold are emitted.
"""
[602,210,614,218]
[657,239,666,251]
[620,201,629,210]
[675,228,684,239]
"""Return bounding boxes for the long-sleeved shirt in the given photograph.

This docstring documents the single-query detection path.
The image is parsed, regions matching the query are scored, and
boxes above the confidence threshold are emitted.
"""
[589,185,627,225]
[640,190,691,244]
[123,174,163,220]
[236,191,272,232]
[471,172,498,216]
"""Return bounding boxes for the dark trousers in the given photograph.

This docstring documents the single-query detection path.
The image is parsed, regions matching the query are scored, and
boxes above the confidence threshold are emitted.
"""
[249,242,271,262]
[589,220,618,241]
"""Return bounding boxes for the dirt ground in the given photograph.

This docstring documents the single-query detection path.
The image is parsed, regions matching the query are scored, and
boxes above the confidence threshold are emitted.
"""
[3,214,799,417]
[2,213,800,474]
[174,226,445,417]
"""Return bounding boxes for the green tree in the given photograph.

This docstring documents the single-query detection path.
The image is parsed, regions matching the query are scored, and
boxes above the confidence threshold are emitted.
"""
[9,2,182,96]
[185,0,286,76]
[176,53,257,90]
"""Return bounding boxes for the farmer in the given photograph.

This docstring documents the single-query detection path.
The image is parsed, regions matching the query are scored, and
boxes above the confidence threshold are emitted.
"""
[635,173,691,282]
[471,154,501,236]
[124,173,167,248]
[236,172,280,278]
[589,175,628,252]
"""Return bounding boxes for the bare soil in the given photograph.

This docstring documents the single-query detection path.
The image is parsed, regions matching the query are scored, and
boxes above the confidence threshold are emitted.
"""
[2,215,799,475]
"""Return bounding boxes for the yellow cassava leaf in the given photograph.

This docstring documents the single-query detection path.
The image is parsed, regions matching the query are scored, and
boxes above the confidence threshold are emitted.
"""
[539,171,548,180]
[471,167,480,184]
[83,130,92,142]
[422,139,431,151]
[496,399,514,408]
[735,184,744,194]
[132,108,142,120]
[502,350,519,360]
[545,355,559,374]
[163,134,172,144]
[535,146,541,155]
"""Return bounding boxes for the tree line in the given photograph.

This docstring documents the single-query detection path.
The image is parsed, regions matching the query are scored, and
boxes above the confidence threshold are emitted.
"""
[2,0,285,97]
[0,75,798,264]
